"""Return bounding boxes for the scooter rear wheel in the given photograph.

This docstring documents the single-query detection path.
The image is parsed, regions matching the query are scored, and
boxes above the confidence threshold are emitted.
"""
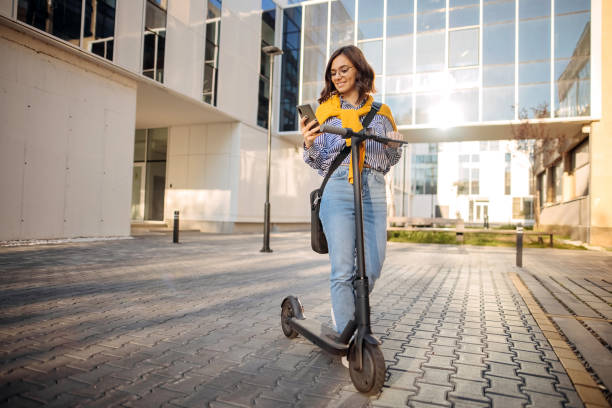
[348,342,385,395]
[281,301,298,338]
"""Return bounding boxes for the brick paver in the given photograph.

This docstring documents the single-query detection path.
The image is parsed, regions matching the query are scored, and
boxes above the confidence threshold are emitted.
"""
[0,232,610,407]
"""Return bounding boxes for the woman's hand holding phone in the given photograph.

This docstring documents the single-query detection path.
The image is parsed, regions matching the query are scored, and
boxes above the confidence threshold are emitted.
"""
[300,115,321,149]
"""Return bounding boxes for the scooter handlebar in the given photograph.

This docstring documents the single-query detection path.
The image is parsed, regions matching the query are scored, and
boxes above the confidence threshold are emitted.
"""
[319,124,348,136]
[320,124,408,146]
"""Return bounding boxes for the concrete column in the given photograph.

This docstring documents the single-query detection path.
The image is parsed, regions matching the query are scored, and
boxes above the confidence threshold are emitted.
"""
[0,0,13,18]
[165,0,206,99]
[114,0,146,73]
[216,0,262,125]
[589,0,612,246]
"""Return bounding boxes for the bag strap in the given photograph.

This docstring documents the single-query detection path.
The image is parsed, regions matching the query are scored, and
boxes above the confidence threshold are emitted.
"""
[317,102,382,196]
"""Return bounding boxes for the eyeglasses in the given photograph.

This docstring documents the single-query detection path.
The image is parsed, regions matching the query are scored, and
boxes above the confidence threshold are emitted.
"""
[330,66,354,78]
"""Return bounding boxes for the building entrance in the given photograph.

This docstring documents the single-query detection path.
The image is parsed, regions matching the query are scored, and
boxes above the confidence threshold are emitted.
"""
[131,128,167,222]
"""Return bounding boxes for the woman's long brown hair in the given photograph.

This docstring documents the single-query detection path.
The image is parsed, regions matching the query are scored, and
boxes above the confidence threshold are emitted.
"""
[318,45,376,105]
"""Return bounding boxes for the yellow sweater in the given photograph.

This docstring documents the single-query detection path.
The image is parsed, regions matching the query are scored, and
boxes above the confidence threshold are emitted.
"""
[315,94,397,183]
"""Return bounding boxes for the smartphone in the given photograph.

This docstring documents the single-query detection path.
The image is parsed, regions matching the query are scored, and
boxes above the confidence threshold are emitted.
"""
[296,104,320,128]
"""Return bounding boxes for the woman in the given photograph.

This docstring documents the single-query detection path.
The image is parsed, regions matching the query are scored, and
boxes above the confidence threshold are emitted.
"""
[302,45,402,337]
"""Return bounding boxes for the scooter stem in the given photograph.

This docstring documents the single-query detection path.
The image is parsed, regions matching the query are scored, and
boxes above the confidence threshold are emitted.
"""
[350,135,372,332]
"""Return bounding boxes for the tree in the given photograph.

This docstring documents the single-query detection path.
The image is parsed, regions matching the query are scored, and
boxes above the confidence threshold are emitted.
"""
[510,103,573,228]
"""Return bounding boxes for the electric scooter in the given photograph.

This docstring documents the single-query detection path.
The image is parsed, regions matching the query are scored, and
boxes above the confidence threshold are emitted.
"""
[281,124,407,395]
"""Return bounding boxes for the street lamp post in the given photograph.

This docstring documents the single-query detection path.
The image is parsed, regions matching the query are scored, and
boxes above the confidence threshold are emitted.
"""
[261,45,283,253]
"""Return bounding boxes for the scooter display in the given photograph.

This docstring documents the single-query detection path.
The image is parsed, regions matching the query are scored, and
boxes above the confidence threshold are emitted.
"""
[281,124,407,395]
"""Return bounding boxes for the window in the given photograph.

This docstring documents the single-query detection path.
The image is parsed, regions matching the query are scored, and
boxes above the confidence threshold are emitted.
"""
[203,0,222,104]
[518,0,551,117]
[279,6,301,131]
[457,153,479,195]
[513,197,534,219]
[257,3,276,128]
[554,3,590,117]
[570,138,589,198]
[17,0,117,61]
[483,1,515,121]
[302,3,328,104]
[537,171,546,206]
[143,0,167,83]
[504,152,511,195]
[411,144,438,195]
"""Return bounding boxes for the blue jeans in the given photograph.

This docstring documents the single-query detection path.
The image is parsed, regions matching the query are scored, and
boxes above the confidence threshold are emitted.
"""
[319,166,387,333]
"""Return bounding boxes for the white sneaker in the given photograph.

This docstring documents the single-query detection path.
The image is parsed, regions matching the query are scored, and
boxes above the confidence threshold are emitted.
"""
[341,356,349,368]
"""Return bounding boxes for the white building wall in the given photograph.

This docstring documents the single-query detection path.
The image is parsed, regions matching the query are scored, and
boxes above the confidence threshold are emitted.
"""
[165,122,318,232]
[416,141,532,224]
[165,0,206,99]
[114,0,146,73]
[0,25,137,240]
[0,0,12,18]
[216,0,262,126]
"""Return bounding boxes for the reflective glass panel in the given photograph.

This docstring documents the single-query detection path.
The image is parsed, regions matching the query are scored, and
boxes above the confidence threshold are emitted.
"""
[483,86,514,120]
[84,0,117,61]
[519,18,550,62]
[134,130,146,162]
[450,68,479,88]
[450,89,478,122]
[415,92,441,124]
[415,71,446,91]
[449,28,479,68]
[358,0,384,39]
[331,0,355,50]
[386,94,413,125]
[450,6,479,28]
[556,0,589,14]
[555,12,590,59]
[302,3,327,84]
[483,22,514,65]
[17,0,83,45]
[484,0,515,24]
[519,61,549,84]
[484,65,514,86]
[418,10,445,32]
[418,0,445,12]
[147,128,168,161]
[451,0,478,6]
[556,66,590,117]
[280,7,301,131]
[388,0,413,16]
[386,35,413,75]
[386,75,413,94]
[359,40,383,74]
[416,31,445,72]
[519,83,550,117]
[519,0,550,19]
[387,15,414,37]
[143,1,166,83]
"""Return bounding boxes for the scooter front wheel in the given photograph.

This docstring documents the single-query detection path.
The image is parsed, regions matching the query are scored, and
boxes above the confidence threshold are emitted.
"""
[281,300,299,338]
[348,342,385,395]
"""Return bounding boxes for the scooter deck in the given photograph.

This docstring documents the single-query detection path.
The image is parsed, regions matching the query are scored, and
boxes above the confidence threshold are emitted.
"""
[289,317,349,356]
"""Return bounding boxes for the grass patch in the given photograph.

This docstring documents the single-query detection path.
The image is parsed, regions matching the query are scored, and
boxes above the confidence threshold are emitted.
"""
[388,230,586,250]
[388,230,456,245]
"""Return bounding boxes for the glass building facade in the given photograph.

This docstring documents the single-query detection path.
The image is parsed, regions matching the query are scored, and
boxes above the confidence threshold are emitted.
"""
[17,0,117,61]
[278,0,591,131]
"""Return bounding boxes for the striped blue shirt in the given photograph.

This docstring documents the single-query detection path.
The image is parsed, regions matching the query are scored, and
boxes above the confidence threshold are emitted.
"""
[303,97,402,176]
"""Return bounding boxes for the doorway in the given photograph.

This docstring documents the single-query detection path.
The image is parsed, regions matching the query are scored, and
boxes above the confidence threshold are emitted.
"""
[472,200,489,223]
[131,128,167,222]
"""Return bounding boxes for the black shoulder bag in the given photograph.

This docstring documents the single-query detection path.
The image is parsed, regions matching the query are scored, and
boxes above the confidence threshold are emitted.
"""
[310,102,382,253]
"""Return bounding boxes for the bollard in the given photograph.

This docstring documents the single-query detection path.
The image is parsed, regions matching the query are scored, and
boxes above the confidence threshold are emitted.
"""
[516,225,523,267]
[173,210,179,244]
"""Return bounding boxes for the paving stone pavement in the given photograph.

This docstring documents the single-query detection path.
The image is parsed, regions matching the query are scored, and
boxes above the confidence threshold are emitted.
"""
[0,232,609,407]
